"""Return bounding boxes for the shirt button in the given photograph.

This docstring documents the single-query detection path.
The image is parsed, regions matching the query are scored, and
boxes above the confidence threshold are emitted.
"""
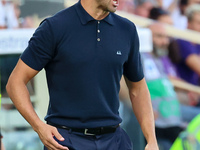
[97,38,100,42]
[98,21,100,24]
[97,30,100,33]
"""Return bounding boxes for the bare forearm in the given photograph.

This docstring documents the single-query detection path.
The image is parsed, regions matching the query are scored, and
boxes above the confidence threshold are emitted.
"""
[6,80,43,131]
[6,60,69,149]
[131,91,156,142]
[7,80,69,150]
[128,79,156,143]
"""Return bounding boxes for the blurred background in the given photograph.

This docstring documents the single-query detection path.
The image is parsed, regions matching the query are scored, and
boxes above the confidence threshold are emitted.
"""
[0,0,200,150]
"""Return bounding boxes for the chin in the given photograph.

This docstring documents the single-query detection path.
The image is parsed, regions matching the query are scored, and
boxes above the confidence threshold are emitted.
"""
[108,7,117,13]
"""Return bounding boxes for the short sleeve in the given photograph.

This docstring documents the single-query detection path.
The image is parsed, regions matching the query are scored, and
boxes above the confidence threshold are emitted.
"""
[177,40,196,61]
[123,26,144,82]
[20,19,55,71]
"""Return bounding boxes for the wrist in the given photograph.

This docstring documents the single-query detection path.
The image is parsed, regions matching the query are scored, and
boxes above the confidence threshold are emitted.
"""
[32,120,45,132]
[146,134,157,143]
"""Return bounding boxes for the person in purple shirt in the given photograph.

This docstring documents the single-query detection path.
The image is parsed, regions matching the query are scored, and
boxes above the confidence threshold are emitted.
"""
[171,4,200,86]
[175,39,200,85]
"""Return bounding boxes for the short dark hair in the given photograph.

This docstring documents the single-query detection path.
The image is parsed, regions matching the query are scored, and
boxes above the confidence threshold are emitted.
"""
[179,0,189,15]
[180,0,189,6]
[149,7,170,20]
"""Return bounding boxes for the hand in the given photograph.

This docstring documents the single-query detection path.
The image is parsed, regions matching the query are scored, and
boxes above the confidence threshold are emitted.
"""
[35,122,69,150]
[145,142,159,150]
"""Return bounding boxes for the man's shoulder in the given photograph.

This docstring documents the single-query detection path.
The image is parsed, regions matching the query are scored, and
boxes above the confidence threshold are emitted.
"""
[46,4,77,26]
[39,4,79,35]
[176,39,191,46]
[112,12,136,30]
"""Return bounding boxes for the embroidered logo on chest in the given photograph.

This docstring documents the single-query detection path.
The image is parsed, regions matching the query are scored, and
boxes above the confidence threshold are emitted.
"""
[116,51,122,55]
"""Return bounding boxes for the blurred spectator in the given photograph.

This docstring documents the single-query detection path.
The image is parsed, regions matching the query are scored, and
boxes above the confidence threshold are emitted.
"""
[161,0,179,12]
[148,10,200,105]
[149,22,200,118]
[117,0,135,13]
[150,22,200,104]
[134,1,153,18]
[152,0,200,29]
[0,0,19,29]
[170,4,200,86]
[147,22,200,149]
[186,4,200,32]
[0,1,6,29]
[172,0,200,29]
[149,7,174,24]
[180,0,200,15]
[20,16,35,28]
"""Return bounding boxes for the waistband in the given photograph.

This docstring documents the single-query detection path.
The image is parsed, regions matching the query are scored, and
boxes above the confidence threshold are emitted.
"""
[47,122,119,136]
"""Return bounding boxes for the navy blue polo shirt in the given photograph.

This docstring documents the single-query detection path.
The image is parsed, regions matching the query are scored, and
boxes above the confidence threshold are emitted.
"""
[21,1,144,128]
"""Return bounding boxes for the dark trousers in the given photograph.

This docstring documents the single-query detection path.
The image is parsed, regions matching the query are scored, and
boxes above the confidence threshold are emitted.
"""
[44,126,132,150]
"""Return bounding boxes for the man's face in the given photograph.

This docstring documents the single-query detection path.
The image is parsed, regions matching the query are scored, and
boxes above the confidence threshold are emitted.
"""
[152,30,169,50]
[150,24,170,56]
[158,15,174,25]
[188,12,200,32]
[96,0,119,13]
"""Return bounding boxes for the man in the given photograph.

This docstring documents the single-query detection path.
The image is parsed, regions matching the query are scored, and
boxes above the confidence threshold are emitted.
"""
[148,23,200,149]
[6,0,158,149]
[172,4,200,85]
[149,7,174,25]
[149,23,200,121]
[134,1,153,18]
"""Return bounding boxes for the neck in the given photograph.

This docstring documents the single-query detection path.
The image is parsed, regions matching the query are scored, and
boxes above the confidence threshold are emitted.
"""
[81,0,110,20]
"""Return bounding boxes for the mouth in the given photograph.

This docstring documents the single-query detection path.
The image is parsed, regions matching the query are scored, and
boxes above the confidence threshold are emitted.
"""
[113,0,119,7]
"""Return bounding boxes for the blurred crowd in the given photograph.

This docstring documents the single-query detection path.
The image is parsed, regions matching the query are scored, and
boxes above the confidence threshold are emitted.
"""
[118,0,200,149]
[1,0,200,150]
[0,0,36,29]
[119,0,200,30]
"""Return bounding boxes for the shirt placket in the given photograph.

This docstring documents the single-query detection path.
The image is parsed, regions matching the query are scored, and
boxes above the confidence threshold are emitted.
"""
[97,21,101,46]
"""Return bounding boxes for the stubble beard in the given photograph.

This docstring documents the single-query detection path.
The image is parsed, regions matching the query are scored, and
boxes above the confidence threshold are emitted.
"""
[96,0,117,13]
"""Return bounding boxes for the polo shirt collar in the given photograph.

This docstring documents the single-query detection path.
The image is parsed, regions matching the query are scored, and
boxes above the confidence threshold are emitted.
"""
[104,13,114,26]
[75,1,114,26]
